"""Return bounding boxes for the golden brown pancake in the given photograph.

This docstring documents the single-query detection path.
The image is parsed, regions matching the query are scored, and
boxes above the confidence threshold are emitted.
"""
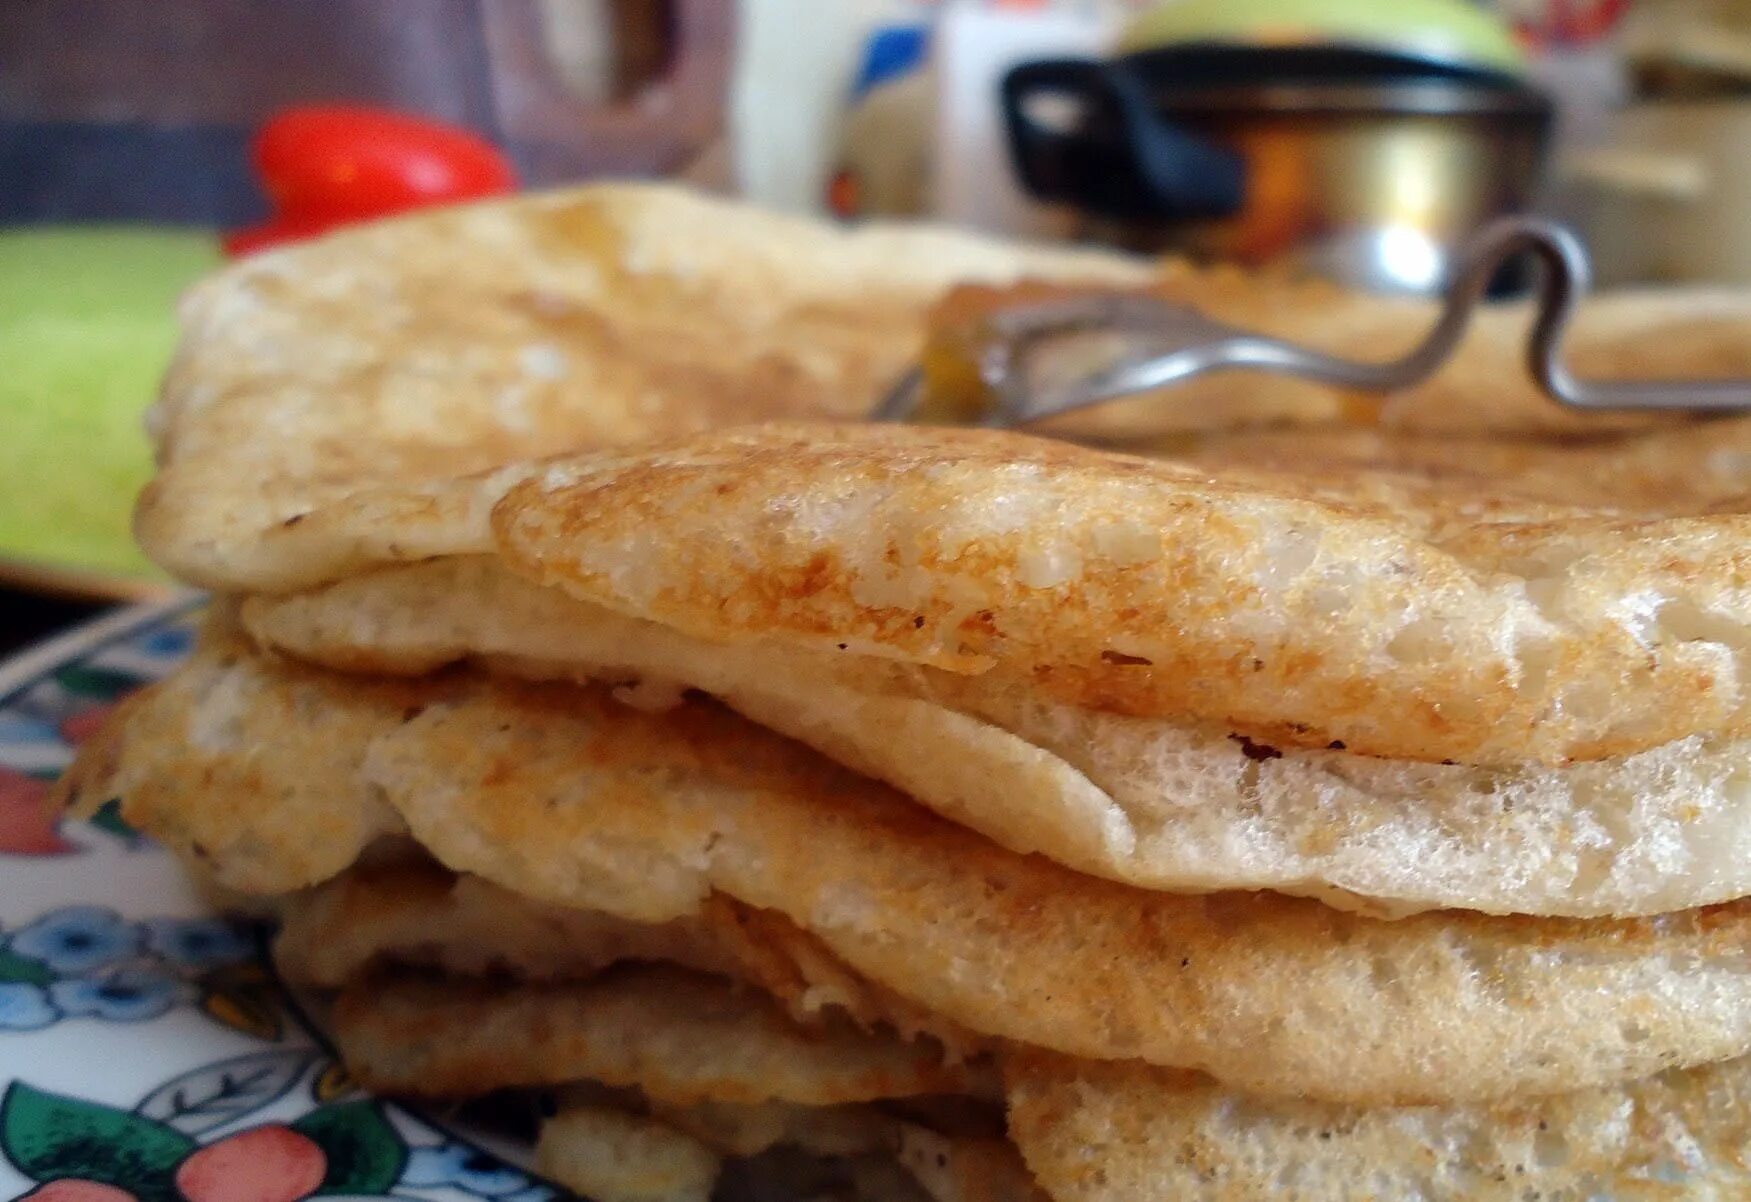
[491,422,1751,767]
[138,418,1751,766]
[138,184,1751,604]
[83,181,1751,1196]
[55,612,413,893]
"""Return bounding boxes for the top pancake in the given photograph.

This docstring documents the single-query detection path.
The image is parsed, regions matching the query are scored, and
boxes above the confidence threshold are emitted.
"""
[135,184,1146,588]
[137,179,1751,601]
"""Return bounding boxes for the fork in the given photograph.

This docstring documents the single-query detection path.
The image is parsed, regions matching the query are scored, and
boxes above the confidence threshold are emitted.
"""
[873,216,1751,427]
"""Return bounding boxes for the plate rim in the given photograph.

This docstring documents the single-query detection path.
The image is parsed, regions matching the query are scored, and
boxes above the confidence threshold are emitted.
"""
[0,590,202,706]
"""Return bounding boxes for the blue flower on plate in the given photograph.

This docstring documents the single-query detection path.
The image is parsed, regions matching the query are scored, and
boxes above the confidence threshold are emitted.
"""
[0,982,55,1030]
[48,969,186,1022]
[142,916,255,969]
[138,625,195,658]
[8,905,140,973]
[403,1143,542,1196]
[0,713,57,744]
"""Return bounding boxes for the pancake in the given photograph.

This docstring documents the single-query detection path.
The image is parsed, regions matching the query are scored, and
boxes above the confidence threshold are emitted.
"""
[132,417,1751,764]
[137,183,1751,605]
[56,612,412,893]
[1006,1048,1751,1201]
[135,185,1147,591]
[68,631,1751,1105]
[273,859,742,987]
[245,555,1751,920]
[538,1097,1037,1202]
[491,422,1751,767]
[331,965,977,1106]
[655,1099,903,1161]
[536,1104,720,1202]
[274,859,977,1058]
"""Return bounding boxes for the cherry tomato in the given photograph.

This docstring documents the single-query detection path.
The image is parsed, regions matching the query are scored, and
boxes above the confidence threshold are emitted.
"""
[252,105,516,225]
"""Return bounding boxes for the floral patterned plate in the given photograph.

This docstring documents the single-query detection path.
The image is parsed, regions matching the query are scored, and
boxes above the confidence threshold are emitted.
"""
[0,599,568,1202]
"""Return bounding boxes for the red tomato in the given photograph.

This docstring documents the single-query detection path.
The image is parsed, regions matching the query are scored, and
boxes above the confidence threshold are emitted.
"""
[252,105,516,224]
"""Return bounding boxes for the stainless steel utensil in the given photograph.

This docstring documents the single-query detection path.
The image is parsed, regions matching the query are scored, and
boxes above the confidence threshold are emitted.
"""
[874,215,1751,427]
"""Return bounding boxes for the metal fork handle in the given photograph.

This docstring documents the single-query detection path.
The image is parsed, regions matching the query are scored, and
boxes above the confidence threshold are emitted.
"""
[874,216,1751,425]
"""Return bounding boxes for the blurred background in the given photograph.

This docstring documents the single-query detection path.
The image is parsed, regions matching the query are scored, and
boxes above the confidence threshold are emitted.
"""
[4,0,1751,640]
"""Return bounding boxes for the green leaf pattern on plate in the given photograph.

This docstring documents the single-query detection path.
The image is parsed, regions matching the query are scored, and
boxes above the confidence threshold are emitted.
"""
[1,1082,196,1202]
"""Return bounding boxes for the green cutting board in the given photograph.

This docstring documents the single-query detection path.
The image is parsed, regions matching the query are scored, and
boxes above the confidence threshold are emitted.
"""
[0,228,219,587]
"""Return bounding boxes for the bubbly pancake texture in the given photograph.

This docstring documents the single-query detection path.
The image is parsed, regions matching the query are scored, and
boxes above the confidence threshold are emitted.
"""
[136,184,1146,589]
[75,631,1751,1105]
[245,556,1751,919]
[493,423,1751,766]
[1006,1049,1751,1201]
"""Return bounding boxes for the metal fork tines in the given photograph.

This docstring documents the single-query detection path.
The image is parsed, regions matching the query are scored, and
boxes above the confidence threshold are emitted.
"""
[874,216,1751,427]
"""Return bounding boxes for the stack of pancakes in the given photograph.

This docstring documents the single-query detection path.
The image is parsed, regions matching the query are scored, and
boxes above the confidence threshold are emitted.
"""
[60,184,1751,1201]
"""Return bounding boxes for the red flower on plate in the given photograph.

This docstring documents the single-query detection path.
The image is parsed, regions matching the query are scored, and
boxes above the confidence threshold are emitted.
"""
[0,768,74,856]
[174,1125,329,1202]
